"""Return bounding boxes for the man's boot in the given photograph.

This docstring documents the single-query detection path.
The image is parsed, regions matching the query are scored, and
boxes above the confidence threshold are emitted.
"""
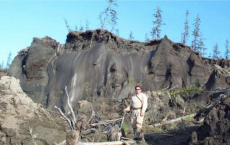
[134,128,141,140]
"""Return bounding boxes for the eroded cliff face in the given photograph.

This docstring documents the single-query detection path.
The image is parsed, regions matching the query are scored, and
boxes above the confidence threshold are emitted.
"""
[8,29,230,113]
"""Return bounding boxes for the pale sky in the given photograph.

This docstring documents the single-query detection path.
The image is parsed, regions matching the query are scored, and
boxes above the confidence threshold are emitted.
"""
[0,0,230,67]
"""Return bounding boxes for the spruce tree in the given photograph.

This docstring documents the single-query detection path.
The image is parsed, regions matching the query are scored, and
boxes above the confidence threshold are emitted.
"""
[182,10,189,44]
[213,43,220,60]
[115,29,119,36]
[151,7,165,40]
[6,52,12,68]
[145,33,150,42]
[75,25,78,31]
[85,20,89,30]
[80,26,84,32]
[64,18,71,32]
[225,39,229,59]
[180,31,183,43]
[0,61,4,69]
[192,14,201,51]
[99,0,118,31]
[198,33,206,56]
[110,9,117,32]
[129,31,134,40]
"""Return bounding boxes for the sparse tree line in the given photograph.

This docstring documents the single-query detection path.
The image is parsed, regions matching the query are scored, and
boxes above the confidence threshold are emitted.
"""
[180,10,229,60]
[0,52,12,69]
[63,0,229,60]
[149,8,229,60]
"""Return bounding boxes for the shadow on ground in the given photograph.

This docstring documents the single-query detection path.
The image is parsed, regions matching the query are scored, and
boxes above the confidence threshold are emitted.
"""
[145,125,199,145]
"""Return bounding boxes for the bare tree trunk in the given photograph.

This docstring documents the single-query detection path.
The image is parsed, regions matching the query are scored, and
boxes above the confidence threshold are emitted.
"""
[66,130,80,145]
[156,31,158,40]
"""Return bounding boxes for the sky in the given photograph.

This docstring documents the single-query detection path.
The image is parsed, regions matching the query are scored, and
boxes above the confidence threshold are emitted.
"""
[0,0,230,67]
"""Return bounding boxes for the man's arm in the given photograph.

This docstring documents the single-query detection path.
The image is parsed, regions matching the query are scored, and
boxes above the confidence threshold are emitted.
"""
[124,99,132,113]
[141,94,148,115]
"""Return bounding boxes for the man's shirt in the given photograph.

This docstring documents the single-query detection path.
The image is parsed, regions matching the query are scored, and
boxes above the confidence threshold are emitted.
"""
[126,93,148,114]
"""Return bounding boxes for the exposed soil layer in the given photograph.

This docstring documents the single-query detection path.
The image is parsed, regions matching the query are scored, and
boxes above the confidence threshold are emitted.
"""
[8,30,230,114]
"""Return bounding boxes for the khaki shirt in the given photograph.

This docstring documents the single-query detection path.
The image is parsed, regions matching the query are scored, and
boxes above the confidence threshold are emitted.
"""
[125,93,148,114]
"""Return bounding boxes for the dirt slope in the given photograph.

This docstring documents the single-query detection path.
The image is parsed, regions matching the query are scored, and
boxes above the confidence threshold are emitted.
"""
[0,76,66,145]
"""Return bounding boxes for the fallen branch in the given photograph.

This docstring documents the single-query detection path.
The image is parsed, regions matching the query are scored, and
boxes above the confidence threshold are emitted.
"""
[105,118,123,122]
[55,106,73,130]
[65,86,77,128]
[83,136,93,142]
[161,85,178,92]
[162,86,170,91]
[152,113,196,127]
[167,85,179,91]
[90,122,113,127]
[90,118,123,127]
[87,106,96,124]
[81,128,97,136]
[121,137,130,140]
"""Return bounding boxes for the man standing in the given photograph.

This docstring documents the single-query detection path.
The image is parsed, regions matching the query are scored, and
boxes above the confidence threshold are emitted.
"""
[123,85,148,140]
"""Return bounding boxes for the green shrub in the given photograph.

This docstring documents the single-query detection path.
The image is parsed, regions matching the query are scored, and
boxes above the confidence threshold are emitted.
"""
[142,125,164,134]
[122,123,129,132]
[183,115,194,121]
[170,85,203,98]
[128,77,136,87]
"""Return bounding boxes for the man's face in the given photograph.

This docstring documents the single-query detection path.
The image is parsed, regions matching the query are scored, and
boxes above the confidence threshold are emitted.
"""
[135,87,141,94]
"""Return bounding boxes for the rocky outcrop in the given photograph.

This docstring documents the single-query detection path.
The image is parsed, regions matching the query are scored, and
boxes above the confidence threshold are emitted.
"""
[8,30,230,113]
[0,76,66,144]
